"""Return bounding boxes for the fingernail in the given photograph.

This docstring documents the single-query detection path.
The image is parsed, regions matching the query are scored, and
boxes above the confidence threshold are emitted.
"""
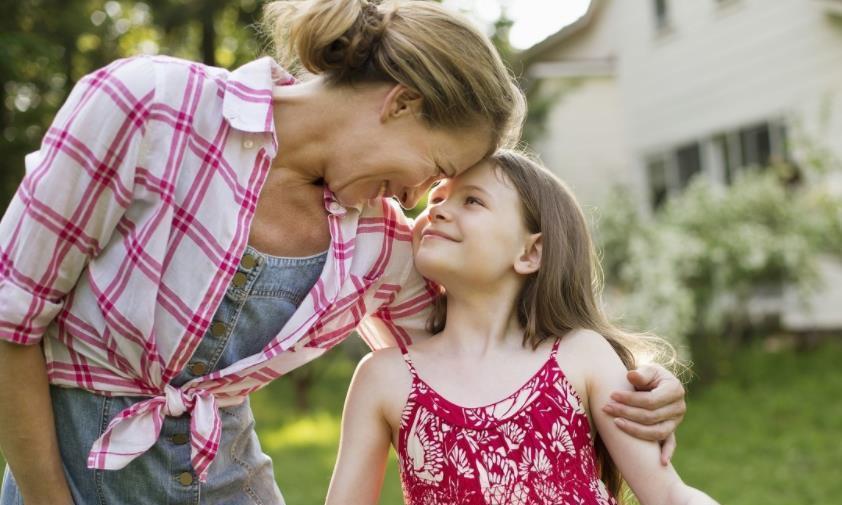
[614,418,625,427]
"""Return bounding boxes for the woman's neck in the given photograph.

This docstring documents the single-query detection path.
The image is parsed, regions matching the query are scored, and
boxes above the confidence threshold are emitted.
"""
[270,77,341,184]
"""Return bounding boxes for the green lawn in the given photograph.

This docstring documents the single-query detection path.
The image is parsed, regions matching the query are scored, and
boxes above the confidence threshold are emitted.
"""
[2,339,840,504]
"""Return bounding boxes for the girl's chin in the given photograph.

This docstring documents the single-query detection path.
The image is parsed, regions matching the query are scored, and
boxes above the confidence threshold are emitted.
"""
[413,257,457,284]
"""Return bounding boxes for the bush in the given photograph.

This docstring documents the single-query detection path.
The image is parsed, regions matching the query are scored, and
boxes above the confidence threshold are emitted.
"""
[594,162,842,382]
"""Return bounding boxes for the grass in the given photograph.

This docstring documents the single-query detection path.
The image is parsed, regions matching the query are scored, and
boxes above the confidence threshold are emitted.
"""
[668,339,842,504]
[2,339,840,504]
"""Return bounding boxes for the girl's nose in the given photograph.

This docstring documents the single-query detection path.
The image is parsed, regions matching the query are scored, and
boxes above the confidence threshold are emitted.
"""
[428,201,450,222]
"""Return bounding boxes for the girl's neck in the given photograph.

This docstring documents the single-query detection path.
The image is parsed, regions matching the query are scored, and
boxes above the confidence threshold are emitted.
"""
[437,282,525,357]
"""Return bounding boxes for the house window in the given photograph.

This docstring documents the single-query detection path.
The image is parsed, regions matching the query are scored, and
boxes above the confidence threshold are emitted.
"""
[676,143,702,189]
[714,120,789,183]
[646,120,792,210]
[740,123,773,168]
[653,0,670,30]
[647,158,669,209]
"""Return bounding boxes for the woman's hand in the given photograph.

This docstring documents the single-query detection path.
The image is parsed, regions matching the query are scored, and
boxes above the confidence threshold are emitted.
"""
[600,363,686,465]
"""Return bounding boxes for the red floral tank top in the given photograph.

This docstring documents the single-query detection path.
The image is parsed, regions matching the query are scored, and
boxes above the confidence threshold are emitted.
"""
[396,339,617,505]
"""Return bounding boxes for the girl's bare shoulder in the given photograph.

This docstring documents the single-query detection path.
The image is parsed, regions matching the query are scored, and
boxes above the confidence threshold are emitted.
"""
[353,347,414,420]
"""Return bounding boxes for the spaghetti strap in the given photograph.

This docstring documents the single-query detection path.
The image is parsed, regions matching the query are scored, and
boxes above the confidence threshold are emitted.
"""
[400,348,419,378]
[550,337,562,358]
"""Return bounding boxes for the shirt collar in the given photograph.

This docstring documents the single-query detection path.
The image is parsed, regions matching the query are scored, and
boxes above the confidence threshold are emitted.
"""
[222,56,296,133]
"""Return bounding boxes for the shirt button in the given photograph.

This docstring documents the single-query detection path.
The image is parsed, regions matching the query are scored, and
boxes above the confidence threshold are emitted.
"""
[328,202,344,214]
[189,361,208,376]
[170,433,189,445]
[177,471,194,486]
[243,139,254,149]
[210,321,226,337]
[231,272,248,288]
[241,253,258,270]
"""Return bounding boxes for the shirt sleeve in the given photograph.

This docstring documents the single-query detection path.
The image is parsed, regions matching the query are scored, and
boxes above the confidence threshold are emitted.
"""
[356,258,438,351]
[0,57,155,345]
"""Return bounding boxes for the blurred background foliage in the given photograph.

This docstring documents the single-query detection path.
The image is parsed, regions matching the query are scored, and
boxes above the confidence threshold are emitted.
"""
[1,1,840,504]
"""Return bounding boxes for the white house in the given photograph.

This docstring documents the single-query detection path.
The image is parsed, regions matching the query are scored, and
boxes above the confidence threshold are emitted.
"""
[517,0,842,330]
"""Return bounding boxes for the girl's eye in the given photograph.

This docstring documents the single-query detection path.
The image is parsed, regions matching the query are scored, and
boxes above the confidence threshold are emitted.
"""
[430,196,444,204]
[465,196,483,206]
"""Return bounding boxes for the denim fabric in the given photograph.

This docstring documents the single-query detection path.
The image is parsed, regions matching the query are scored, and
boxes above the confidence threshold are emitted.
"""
[1,245,326,505]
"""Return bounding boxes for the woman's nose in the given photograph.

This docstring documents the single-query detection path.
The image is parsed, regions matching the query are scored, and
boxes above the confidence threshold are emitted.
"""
[400,182,433,210]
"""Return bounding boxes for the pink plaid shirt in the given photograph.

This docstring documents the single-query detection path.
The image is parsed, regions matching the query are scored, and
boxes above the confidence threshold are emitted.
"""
[0,55,434,481]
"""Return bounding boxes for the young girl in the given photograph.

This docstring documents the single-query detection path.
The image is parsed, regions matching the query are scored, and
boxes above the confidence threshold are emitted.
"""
[325,149,718,505]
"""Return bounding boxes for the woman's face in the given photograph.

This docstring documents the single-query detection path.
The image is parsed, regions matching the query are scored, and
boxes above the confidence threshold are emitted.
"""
[411,160,536,288]
[322,85,492,209]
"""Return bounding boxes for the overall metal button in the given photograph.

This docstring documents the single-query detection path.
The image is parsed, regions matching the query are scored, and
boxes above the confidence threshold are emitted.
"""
[210,321,226,337]
[189,361,208,375]
[177,471,194,486]
[241,254,257,270]
[231,272,247,288]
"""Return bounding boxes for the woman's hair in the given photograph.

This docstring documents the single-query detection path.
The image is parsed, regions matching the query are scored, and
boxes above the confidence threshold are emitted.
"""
[262,0,525,148]
[427,149,682,500]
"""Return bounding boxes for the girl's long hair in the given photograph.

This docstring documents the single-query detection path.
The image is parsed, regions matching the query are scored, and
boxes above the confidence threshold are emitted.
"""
[427,149,682,499]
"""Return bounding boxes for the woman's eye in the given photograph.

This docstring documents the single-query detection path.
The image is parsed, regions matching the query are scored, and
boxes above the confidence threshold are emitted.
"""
[430,196,444,204]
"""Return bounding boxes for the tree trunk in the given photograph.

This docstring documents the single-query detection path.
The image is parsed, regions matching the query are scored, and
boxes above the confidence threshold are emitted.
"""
[201,3,216,66]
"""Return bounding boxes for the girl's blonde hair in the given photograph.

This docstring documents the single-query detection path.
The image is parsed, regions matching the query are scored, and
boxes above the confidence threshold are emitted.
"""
[428,149,684,500]
[262,0,525,148]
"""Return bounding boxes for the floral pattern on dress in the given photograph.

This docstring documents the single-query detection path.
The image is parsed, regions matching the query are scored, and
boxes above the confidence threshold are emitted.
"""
[397,340,618,505]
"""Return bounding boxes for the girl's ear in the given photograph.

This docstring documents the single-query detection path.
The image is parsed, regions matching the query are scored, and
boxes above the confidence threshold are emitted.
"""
[514,233,542,275]
[380,84,423,122]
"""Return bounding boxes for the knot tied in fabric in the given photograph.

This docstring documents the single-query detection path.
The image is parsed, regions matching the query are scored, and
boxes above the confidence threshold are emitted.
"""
[87,385,223,482]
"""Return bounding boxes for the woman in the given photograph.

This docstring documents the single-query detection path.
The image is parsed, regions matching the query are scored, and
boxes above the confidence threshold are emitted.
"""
[0,1,686,504]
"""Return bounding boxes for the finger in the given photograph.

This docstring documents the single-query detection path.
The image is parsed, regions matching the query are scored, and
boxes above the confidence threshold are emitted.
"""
[626,365,659,389]
[611,380,685,410]
[613,417,677,443]
[602,400,685,426]
[660,433,677,466]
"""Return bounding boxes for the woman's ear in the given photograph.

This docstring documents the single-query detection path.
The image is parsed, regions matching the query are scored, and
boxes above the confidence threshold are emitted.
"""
[380,84,423,122]
[514,233,542,275]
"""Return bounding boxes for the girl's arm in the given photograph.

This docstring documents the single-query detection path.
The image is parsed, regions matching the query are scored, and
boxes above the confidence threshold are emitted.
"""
[574,331,720,505]
[325,352,397,505]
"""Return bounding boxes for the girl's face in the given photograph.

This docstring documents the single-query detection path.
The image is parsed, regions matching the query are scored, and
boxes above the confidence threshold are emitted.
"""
[412,160,540,288]
[323,85,492,209]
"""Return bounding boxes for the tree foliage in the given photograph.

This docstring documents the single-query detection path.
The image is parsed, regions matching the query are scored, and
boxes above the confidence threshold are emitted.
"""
[1,0,266,210]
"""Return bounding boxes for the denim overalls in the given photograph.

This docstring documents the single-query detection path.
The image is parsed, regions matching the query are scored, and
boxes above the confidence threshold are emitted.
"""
[1,245,327,505]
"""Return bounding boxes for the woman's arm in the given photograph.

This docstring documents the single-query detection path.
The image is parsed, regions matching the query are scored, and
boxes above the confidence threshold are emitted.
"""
[574,331,719,505]
[325,352,397,505]
[0,56,153,504]
[0,342,74,505]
